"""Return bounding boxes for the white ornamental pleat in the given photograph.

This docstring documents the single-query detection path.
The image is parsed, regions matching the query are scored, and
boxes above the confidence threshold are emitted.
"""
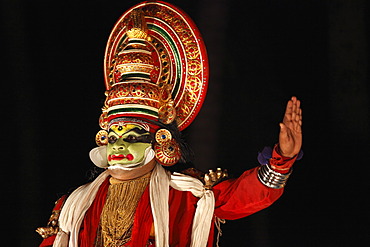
[149,164,170,247]
[53,170,110,247]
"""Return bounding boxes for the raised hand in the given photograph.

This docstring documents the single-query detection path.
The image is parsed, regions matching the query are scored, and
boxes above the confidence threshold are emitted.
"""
[278,96,302,158]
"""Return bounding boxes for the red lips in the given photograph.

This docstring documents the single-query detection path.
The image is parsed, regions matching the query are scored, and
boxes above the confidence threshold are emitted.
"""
[108,154,134,161]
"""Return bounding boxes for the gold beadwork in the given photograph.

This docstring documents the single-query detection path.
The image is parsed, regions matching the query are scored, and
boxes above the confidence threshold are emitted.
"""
[126,9,148,40]
[204,168,228,190]
[35,210,61,239]
[98,173,151,246]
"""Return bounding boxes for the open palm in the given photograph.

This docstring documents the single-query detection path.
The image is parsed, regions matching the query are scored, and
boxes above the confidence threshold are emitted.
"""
[278,96,302,158]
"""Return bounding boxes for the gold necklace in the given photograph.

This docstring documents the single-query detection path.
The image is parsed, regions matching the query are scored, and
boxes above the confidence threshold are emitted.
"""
[97,173,151,246]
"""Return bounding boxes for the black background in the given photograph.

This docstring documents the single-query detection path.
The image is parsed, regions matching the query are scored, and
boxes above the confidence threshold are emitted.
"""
[2,0,370,246]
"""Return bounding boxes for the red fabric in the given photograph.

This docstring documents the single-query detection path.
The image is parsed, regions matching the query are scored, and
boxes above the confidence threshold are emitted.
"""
[213,167,283,220]
[168,189,198,246]
[128,186,153,246]
[40,165,288,246]
[269,144,297,174]
[78,169,282,246]
[77,182,212,246]
[79,177,110,247]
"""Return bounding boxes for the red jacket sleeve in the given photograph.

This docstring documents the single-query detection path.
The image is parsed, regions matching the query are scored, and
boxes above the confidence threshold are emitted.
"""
[269,144,297,173]
[213,167,284,220]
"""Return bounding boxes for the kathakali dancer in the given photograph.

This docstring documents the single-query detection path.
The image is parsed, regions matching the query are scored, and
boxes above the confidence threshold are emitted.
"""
[37,1,303,247]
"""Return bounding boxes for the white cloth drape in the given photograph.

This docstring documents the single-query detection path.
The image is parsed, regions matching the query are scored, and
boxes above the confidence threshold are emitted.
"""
[54,163,215,247]
[150,164,215,247]
[53,170,110,247]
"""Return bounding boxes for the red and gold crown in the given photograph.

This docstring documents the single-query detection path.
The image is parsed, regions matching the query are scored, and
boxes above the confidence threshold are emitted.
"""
[99,1,208,131]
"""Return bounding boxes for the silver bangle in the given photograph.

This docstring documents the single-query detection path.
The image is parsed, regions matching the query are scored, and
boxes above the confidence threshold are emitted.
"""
[257,164,292,189]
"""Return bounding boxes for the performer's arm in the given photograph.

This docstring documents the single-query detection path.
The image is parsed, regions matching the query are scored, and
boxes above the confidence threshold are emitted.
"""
[213,97,302,220]
[212,148,295,220]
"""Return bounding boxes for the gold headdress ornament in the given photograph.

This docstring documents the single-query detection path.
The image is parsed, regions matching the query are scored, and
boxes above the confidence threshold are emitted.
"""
[96,1,209,165]
[99,1,208,130]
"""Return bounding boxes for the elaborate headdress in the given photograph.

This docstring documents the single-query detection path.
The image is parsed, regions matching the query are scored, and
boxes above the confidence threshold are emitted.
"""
[95,1,208,166]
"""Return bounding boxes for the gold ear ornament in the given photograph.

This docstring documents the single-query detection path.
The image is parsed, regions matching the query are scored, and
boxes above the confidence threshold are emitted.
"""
[155,129,172,144]
[95,130,109,146]
[154,129,181,166]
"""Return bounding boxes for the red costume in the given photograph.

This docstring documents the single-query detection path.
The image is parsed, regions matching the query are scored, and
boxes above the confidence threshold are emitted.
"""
[40,148,296,247]
[37,2,302,246]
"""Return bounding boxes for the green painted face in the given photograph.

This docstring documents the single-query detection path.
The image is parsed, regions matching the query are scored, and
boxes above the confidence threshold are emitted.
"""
[107,123,152,168]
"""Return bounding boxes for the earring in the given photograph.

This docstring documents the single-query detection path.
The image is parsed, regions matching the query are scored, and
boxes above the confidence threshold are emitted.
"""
[95,130,109,146]
[155,128,172,144]
[154,129,181,166]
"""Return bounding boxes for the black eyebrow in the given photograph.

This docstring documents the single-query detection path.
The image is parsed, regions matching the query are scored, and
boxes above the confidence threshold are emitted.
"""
[108,127,149,136]
[129,127,150,135]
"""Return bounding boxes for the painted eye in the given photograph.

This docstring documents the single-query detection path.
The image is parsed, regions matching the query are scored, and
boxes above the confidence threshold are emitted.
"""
[124,135,138,143]
[108,136,117,144]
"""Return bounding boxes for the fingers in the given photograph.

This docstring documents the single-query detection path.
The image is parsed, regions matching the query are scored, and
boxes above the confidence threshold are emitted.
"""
[294,109,303,132]
[284,98,293,117]
[298,108,302,125]
[279,97,303,157]
[291,96,300,115]
[283,96,302,131]
[292,97,302,132]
